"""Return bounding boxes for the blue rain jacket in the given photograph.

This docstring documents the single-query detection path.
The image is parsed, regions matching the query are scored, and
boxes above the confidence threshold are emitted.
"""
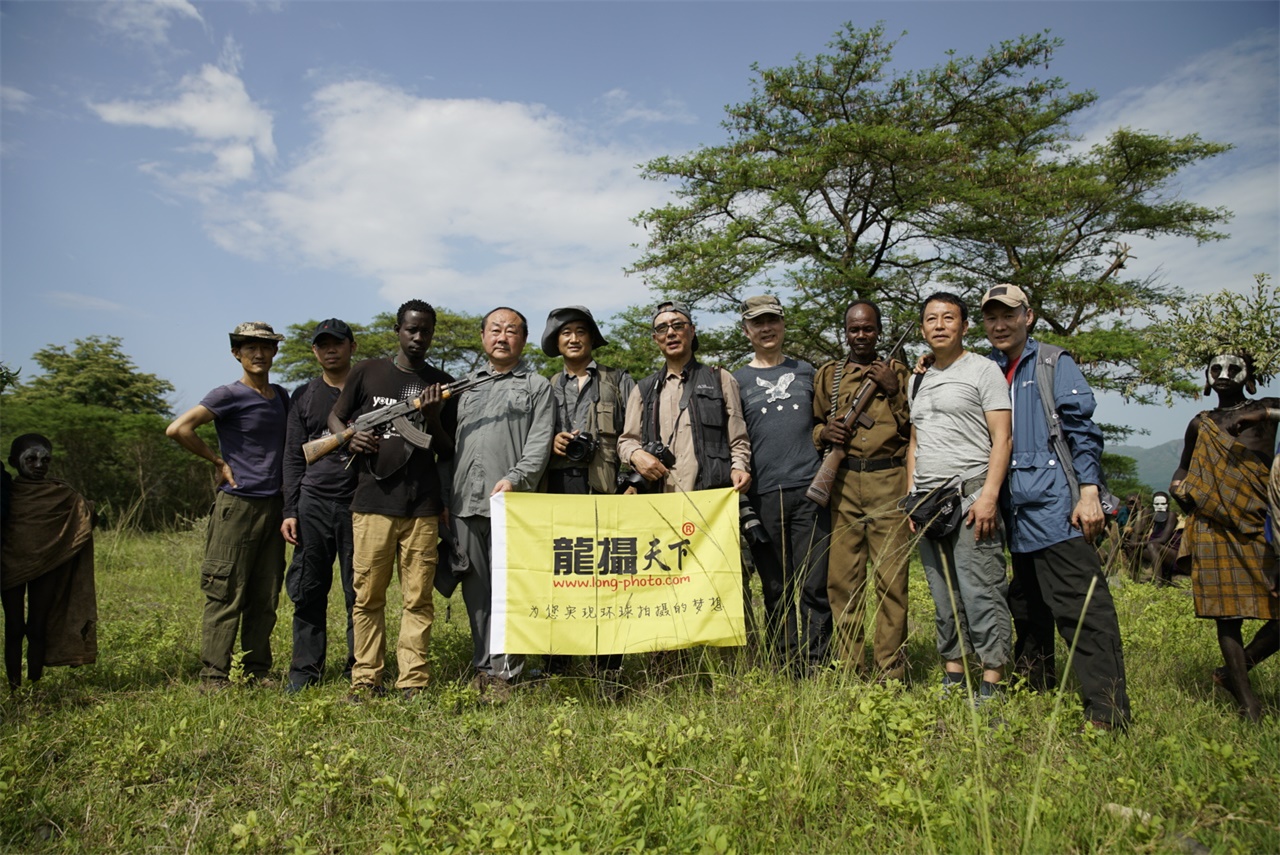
[990,339,1105,553]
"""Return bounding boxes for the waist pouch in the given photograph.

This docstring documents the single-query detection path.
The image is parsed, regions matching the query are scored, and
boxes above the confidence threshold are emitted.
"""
[901,475,964,540]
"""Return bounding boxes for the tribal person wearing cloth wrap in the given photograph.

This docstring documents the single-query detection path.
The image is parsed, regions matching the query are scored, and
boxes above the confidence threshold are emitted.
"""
[2,434,97,692]
[1172,351,1278,723]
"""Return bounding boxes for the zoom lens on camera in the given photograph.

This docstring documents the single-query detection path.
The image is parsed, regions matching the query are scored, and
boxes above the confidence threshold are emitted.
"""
[564,432,598,463]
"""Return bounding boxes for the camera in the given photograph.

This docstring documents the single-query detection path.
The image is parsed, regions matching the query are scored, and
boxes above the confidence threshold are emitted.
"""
[564,432,599,463]
[642,441,676,468]
[616,469,650,494]
[739,497,770,547]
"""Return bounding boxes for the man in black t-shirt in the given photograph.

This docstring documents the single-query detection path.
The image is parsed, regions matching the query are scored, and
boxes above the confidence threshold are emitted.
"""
[281,319,359,693]
[328,301,456,700]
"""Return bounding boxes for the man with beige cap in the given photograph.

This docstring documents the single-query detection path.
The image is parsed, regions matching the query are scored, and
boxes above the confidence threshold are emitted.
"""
[981,283,1131,730]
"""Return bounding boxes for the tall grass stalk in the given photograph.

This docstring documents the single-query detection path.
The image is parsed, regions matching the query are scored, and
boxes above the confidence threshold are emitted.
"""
[1020,573,1098,853]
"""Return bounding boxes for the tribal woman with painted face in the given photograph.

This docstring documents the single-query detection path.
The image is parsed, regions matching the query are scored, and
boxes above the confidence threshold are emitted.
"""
[1172,352,1279,722]
[1,434,98,692]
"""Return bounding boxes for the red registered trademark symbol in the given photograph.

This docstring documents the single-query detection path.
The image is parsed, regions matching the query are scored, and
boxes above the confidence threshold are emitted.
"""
[681,522,696,537]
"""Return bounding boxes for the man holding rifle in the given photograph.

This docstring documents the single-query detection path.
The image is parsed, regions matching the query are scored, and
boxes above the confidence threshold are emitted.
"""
[812,301,913,682]
[328,300,456,701]
[733,295,831,674]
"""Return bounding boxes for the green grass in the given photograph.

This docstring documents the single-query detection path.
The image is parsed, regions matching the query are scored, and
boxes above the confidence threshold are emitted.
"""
[2,525,1277,853]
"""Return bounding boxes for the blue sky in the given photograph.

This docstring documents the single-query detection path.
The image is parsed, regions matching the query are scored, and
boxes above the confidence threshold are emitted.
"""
[2,1,1276,446]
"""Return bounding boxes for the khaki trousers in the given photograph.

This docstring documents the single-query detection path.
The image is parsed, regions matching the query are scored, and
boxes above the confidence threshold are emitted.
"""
[827,465,911,679]
[350,513,438,689]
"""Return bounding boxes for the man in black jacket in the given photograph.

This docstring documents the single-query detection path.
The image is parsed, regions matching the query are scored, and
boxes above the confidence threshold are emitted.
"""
[281,319,358,693]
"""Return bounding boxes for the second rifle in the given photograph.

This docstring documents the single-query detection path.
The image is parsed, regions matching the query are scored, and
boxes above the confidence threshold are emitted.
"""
[302,372,496,465]
[805,326,912,507]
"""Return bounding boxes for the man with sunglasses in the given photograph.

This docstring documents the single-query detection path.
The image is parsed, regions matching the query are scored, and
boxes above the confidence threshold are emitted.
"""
[618,302,752,496]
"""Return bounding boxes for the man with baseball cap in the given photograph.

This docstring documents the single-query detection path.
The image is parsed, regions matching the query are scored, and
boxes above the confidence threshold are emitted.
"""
[167,321,290,692]
[981,283,1131,729]
[280,319,359,693]
[734,295,832,674]
[538,306,637,689]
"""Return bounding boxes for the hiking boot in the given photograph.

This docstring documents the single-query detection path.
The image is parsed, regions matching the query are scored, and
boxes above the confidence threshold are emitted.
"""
[401,686,426,702]
[344,684,386,704]
[483,675,514,705]
[199,677,231,695]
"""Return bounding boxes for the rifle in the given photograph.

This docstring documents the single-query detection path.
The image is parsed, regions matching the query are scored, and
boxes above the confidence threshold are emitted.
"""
[302,372,497,465]
[805,326,912,507]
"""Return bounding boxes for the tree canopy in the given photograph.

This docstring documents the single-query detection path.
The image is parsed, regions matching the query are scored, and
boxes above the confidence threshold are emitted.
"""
[628,23,1233,406]
[273,308,554,387]
[4,335,175,416]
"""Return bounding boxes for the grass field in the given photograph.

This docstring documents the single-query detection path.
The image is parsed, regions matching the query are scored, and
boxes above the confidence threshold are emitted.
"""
[1,524,1277,854]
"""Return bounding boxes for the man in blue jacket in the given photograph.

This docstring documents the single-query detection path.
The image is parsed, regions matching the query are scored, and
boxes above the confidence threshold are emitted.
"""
[981,284,1131,730]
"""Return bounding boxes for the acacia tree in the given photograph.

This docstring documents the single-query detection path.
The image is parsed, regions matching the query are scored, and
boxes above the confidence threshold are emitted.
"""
[628,23,1232,399]
[930,128,1230,402]
[273,308,549,387]
[5,335,175,416]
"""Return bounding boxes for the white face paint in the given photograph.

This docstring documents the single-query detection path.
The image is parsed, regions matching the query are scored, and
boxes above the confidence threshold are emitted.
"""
[1153,495,1168,513]
[1207,353,1248,388]
[17,445,51,480]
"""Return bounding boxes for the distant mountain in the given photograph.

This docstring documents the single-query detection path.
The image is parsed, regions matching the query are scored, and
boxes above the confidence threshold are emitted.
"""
[1111,439,1183,493]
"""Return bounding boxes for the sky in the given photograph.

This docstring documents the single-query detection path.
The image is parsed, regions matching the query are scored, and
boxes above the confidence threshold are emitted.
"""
[2,0,1277,447]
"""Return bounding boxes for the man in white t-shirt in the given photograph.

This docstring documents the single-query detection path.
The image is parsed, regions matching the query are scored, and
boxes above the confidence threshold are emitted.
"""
[906,293,1012,702]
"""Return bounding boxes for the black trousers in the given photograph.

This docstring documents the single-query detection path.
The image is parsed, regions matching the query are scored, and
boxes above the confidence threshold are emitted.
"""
[1009,537,1131,725]
[746,485,833,670]
[286,490,356,687]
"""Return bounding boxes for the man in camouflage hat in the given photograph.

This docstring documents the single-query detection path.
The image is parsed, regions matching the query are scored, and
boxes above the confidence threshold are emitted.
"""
[167,321,290,692]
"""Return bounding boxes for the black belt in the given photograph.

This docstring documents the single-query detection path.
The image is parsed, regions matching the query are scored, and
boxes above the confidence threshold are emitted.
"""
[842,456,904,472]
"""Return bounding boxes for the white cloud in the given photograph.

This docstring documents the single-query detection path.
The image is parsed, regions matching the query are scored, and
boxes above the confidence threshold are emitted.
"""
[1078,30,1278,148]
[89,63,275,188]
[46,292,126,312]
[92,0,204,48]
[598,88,697,126]
[207,80,671,319]
[1,86,34,113]
[1074,31,1280,296]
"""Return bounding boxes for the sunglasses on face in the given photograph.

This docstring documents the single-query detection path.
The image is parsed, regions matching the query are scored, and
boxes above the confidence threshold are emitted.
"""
[653,321,689,335]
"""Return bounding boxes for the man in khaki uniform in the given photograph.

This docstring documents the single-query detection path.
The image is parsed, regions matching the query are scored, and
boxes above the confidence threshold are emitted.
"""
[812,301,912,681]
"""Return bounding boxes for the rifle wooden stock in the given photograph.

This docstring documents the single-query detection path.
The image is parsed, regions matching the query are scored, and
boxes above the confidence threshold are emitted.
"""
[806,328,912,507]
[302,429,354,466]
[805,377,878,507]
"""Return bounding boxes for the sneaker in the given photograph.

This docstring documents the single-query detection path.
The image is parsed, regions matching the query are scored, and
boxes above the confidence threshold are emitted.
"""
[284,680,315,695]
[940,671,965,698]
[248,675,279,689]
[401,686,425,702]
[973,680,1003,708]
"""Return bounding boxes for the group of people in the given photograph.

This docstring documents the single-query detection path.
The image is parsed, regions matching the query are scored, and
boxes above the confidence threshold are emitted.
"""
[5,284,1272,728]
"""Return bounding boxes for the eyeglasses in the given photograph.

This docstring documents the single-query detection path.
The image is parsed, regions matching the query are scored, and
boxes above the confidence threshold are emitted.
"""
[652,321,689,335]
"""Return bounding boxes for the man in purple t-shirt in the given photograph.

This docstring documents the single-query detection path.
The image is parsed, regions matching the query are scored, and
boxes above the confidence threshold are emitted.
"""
[167,321,290,691]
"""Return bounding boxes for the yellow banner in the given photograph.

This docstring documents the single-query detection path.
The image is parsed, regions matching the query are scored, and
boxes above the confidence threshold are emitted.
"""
[490,488,746,656]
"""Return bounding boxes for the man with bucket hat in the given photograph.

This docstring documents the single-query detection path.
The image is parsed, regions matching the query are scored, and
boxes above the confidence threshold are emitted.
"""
[166,321,290,692]
[538,306,637,689]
